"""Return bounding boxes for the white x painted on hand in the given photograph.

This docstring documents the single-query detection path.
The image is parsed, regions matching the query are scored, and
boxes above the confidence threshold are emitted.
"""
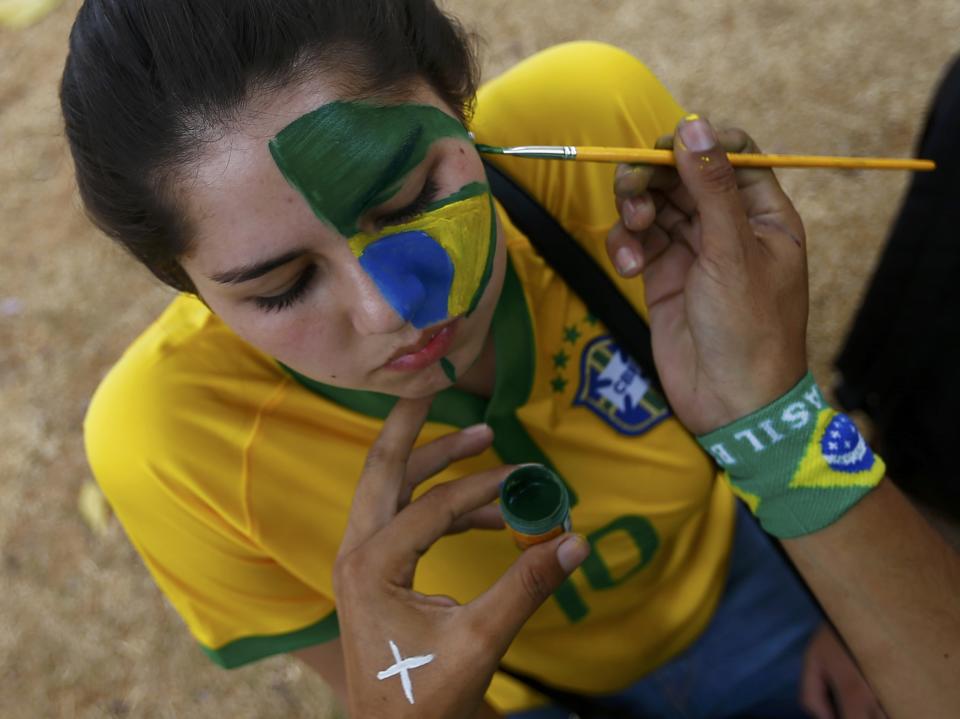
[376,639,436,705]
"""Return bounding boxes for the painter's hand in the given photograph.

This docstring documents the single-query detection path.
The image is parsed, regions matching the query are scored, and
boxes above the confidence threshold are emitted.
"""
[606,117,808,434]
[334,398,589,719]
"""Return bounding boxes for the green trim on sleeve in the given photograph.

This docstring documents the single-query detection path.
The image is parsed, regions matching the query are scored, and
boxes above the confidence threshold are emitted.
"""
[201,611,341,669]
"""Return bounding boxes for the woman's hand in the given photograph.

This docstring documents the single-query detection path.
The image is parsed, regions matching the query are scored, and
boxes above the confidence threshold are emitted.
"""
[801,624,888,719]
[334,398,590,719]
[606,117,809,434]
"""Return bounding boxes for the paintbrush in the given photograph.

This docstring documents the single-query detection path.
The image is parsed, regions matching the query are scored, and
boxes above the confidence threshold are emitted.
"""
[474,143,936,172]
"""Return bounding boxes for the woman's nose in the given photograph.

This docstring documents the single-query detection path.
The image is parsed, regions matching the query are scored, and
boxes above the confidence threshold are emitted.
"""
[350,230,454,333]
[348,262,408,336]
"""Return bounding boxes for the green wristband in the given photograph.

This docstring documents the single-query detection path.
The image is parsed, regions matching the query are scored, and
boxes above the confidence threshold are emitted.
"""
[696,372,885,538]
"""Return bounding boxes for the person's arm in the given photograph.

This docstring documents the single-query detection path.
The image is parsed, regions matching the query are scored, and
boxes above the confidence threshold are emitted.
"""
[606,114,960,718]
[783,478,960,716]
[292,640,349,709]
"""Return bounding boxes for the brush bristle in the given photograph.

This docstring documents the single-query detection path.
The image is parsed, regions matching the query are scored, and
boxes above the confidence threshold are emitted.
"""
[474,143,503,155]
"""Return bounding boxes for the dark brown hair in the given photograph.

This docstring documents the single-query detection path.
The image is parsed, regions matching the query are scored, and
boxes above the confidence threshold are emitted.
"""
[61,0,479,292]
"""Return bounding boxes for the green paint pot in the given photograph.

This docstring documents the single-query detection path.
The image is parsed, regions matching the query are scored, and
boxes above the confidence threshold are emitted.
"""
[499,465,572,549]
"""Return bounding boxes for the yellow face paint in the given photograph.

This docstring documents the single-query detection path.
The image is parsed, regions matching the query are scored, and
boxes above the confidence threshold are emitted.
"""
[348,187,493,320]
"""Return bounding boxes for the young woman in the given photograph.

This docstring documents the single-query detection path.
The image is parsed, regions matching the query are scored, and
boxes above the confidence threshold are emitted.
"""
[62,1,880,716]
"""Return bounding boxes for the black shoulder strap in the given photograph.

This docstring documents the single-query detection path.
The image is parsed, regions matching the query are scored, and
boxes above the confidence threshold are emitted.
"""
[484,160,666,717]
[482,158,663,394]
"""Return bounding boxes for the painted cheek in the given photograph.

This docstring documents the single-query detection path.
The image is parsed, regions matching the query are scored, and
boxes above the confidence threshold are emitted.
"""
[358,230,453,329]
[348,190,496,329]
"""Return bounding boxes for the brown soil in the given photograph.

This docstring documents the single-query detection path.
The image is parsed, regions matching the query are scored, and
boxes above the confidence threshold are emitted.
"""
[1,1,957,717]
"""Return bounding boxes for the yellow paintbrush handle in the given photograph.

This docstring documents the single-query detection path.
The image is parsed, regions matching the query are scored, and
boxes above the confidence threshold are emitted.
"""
[573,146,935,171]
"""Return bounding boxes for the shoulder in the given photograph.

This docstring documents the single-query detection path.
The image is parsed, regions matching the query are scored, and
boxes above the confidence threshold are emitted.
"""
[472,43,685,232]
[84,294,287,529]
[473,42,684,149]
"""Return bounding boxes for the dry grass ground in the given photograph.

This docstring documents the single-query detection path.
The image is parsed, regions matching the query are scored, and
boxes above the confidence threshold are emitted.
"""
[1,1,957,717]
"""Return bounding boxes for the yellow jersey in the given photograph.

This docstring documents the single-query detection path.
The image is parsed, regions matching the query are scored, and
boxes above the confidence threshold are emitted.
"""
[85,41,735,713]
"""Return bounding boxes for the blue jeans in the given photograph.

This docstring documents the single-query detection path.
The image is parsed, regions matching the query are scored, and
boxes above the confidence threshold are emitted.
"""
[509,504,822,718]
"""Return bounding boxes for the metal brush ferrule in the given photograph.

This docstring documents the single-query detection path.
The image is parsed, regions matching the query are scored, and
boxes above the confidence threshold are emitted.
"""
[501,145,577,159]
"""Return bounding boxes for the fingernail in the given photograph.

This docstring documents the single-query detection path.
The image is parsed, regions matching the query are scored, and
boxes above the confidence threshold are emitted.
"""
[463,423,491,437]
[557,534,590,573]
[623,195,646,225]
[615,246,639,275]
[679,114,717,152]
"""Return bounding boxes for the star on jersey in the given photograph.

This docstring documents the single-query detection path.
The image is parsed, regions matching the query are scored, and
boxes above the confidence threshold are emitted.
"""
[376,640,435,705]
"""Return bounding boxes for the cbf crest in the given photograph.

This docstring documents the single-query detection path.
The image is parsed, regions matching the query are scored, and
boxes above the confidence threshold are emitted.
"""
[574,335,670,435]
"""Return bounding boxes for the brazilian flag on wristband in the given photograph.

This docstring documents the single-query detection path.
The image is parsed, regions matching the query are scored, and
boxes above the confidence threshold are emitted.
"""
[697,373,885,538]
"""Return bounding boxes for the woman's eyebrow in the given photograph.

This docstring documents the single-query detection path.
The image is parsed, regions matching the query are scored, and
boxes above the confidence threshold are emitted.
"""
[208,248,308,285]
[354,127,424,212]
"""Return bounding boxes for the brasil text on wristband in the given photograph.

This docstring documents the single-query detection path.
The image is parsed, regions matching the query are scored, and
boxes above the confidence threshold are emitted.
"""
[695,372,885,538]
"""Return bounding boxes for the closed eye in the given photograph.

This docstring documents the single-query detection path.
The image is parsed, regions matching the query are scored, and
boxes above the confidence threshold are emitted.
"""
[377,178,439,228]
[253,264,318,312]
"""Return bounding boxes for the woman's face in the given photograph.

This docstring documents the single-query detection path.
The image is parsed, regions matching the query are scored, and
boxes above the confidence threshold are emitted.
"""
[177,78,505,398]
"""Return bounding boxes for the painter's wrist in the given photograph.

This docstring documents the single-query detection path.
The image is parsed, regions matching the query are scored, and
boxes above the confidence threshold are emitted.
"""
[696,372,885,538]
[707,358,811,431]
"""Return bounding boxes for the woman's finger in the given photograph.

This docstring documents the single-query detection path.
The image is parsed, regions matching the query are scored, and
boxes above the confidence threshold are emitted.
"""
[800,664,836,719]
[465,533,590,655]
[832,664,888,719]
[399,423,494,507]
[410,590,461,608]
[374,465,514,585]
[445,503,505,535]
[340,396,433,554]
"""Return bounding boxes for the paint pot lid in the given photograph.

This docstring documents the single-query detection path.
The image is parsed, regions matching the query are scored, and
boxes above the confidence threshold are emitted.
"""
[499,464,570,535]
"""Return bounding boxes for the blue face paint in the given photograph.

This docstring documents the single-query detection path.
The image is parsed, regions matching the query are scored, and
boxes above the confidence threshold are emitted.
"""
[357,230,454,328]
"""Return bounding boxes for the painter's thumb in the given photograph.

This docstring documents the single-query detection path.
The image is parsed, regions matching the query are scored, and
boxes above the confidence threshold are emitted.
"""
[674,115,751,260]
[468,534,589,651]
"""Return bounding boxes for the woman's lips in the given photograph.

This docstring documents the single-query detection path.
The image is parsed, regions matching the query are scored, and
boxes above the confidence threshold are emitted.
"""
[383,320,459,372]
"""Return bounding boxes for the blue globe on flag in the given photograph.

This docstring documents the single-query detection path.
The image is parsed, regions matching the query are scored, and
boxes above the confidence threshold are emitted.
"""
[820,414,874,473]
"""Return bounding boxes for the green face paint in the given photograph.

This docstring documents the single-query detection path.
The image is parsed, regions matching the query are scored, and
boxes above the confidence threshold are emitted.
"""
[269,101,497,330]
[439,357,457,383]
[269,101,470,237]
